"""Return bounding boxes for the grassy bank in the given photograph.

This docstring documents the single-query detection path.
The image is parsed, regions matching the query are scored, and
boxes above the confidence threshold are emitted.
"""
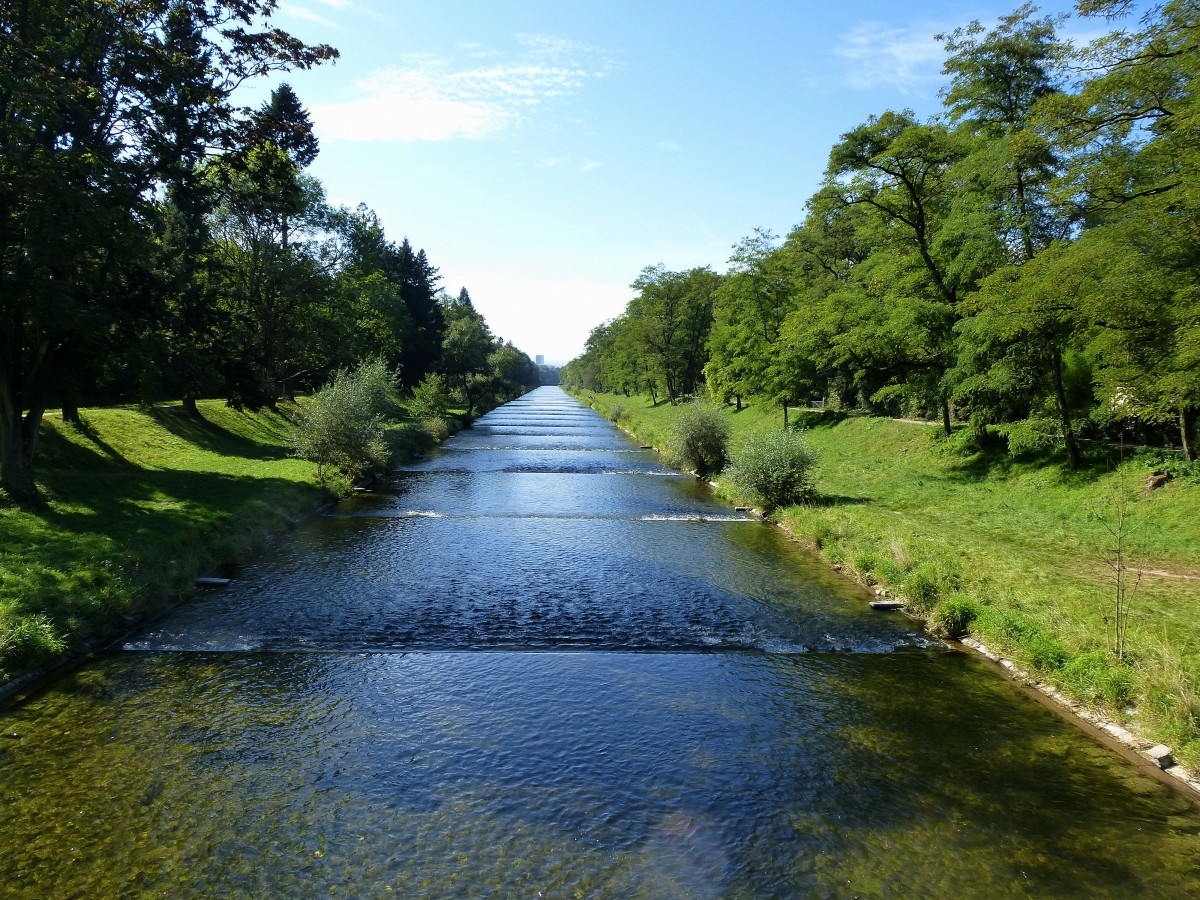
[0,400,442,687]
[578,390,1200,767]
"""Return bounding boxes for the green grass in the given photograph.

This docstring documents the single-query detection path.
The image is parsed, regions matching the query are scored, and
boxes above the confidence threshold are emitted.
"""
[0,394,464,687]
[583,390,1200,766]
[0,401,339,684]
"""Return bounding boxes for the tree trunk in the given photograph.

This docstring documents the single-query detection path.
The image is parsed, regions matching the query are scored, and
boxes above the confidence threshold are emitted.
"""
[1181,405,1196,462]
[182,396,199,417]
[0,409,43,503]
[1050,352,1081,469]
[942,398,952,438]
[61,397,81,426]
[783,400,789,430]
[735,394,742,412]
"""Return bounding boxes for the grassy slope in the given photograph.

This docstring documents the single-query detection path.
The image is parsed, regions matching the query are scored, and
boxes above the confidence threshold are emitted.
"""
[0,401,335,683]
[581,391,1200,766]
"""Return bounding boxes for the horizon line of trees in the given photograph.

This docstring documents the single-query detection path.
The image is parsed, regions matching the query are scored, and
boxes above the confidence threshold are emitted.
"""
[1,1,539,502]
[563,1,1200,467]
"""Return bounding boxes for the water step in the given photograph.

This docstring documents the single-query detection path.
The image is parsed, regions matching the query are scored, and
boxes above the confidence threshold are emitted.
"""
[194,577,230,587]
[869,600,905,611]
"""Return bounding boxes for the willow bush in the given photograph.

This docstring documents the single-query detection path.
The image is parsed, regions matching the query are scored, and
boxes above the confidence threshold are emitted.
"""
[291,359,396,483]
[727,429,818,511]
[668,400,730,476]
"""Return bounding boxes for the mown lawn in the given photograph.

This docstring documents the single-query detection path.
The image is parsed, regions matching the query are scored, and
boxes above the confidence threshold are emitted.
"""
[0,401,332,683]
[581,391,1200,766]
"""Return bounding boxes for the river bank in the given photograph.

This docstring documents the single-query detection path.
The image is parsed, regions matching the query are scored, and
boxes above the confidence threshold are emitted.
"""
[0,399,447,697]
[574,390,1200,776]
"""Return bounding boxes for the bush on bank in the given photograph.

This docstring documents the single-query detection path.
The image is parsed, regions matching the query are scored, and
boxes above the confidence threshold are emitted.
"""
[726,429,818,511]
[575,389,1200,768]
[668,400,730,476]
[291,358,397,484]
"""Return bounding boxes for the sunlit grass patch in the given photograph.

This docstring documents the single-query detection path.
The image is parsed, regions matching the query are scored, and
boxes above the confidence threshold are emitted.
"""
[0,401,334,683]
[578,390,1200,766]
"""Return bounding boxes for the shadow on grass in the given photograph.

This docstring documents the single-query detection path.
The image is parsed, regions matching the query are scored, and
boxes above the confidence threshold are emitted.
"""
[941,441,1120,487]
[790,409,849,430]
[35,421,138,474]
[36,465,325,538]
[808,493,872,507]
[150,406,295,462]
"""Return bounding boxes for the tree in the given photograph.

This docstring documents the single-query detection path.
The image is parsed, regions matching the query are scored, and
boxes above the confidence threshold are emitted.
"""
[939,4,1070,261]
[705,230,794,416]
[328,203,417,376]
[0,1,156,500]
[394,240,445,386]
[824,112,983,432]
[0,0,336,501]
[626,264,718,404]
[957,241,1094,467]
[248,83,319,168]
[207,143,332,409]
[439,293,496,417]
[1039,1,1200,457]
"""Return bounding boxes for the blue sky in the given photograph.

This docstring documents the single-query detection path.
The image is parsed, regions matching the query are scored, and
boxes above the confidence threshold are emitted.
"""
[260,0,1100,364]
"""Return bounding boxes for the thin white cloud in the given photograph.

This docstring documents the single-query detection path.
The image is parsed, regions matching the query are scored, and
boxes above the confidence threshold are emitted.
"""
[579,160,603,173]
[312,37,608,143]
[313,0,352,7]
[655,140,682,152]
[834,21,946,93]
[279,3,339,29]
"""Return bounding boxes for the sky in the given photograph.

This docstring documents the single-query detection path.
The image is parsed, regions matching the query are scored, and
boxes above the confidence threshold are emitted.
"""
[254,0,1108,365]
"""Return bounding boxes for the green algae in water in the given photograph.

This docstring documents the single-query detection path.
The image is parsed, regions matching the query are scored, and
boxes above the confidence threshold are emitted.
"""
[1,651,1199,898]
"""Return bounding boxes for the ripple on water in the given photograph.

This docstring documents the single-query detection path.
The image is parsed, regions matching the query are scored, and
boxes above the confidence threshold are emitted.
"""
[8,387,1200,897]
[2,651,1200,897]
[126,516,929,654]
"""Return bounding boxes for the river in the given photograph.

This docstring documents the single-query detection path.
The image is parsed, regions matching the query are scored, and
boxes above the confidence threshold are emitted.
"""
[1,386,1198,896]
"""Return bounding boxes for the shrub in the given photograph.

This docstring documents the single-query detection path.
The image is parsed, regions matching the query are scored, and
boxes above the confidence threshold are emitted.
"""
[669,400,730,476]
[0,613,67,677]
[1133,447,1200,482]
[974,605,1069,671]
[608,401,628,424]
[291,360,396,482]
[409,372,452,420]
[849,548,879,586]
[423,416,453,442]
[726,429,818,510]
[937,424,982,457]
[930,594,978,638]
[902,566,938,609]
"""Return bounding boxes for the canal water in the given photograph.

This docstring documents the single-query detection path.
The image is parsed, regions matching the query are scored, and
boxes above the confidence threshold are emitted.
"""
[2,386,1198,897]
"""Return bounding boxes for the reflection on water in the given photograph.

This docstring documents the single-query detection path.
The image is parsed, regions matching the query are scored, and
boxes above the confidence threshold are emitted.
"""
[1,387,1198,897]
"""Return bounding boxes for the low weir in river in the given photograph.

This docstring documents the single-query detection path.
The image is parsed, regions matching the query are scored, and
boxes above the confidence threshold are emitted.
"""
[2,386,1198,896]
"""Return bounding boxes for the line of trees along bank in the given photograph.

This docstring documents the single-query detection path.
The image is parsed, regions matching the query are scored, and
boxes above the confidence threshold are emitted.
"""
[563,2,1200,466]
[0,1,539,503]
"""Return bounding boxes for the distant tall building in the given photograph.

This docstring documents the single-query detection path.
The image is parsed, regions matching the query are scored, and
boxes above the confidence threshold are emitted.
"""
[535,355,544,365]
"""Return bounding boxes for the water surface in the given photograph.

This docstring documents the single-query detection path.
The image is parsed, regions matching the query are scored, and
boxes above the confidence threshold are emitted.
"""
[2,387,1198,897]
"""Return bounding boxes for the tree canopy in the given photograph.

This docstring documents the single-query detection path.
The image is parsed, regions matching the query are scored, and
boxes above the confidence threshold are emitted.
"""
[564,2,1200,467]
[0,1,537,502]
